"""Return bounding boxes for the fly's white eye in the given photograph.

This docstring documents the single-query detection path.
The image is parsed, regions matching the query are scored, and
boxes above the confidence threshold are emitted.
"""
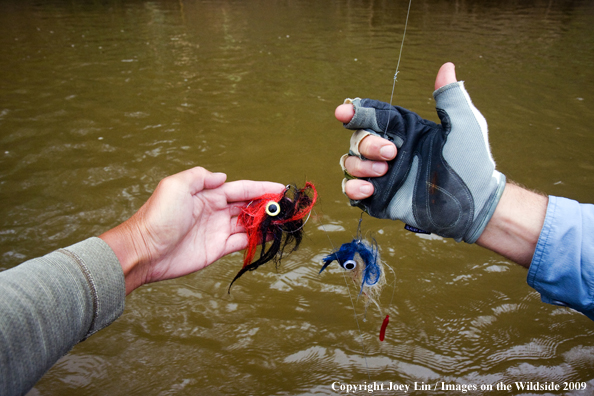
[265,201,281,217]
[342,259,357,271]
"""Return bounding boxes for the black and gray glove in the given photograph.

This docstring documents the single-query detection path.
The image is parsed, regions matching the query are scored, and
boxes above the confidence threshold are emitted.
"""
[341,81,506,243]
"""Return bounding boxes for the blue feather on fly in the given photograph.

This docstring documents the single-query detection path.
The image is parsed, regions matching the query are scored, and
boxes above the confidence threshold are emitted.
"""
[320,238,381,295]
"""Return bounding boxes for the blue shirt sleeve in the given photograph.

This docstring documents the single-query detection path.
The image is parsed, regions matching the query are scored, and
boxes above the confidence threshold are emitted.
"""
[527,196,594,320]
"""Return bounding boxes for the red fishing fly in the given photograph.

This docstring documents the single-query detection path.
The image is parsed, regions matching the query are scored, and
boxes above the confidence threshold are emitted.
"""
[379,314,390,341]
[228,182,317,292]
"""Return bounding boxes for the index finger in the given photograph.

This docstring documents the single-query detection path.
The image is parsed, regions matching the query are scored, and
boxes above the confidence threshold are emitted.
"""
[222,180,286,203]
[335,103,397,161]
[335,104,355,123]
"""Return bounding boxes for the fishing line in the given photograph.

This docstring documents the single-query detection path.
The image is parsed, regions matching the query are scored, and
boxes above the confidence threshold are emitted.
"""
[386,263,397,307]
[314,0,413,379]
[384,0,413,137]
[316,209,372,382]
[381,0,412,316]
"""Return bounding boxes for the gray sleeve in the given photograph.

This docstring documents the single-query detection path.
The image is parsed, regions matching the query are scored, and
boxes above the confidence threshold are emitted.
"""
[0,237,125,396]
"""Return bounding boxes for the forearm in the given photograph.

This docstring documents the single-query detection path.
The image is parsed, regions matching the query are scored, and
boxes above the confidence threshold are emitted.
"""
[0,238,125,395]
[476,182,548,268]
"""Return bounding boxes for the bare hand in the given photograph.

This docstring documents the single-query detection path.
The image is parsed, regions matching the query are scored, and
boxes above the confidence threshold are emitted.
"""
[100,167,285,294]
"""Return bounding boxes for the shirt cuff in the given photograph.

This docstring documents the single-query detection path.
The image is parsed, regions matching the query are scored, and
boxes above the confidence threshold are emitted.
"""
[527,196,594,320]
[61,237,126,338]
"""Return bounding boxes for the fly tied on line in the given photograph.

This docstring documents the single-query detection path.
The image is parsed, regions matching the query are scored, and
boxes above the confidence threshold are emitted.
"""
[317,0,413,381]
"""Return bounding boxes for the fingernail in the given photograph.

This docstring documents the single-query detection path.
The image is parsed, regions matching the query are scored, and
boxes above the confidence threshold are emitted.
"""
[360,184,373,195]
[372,162,387,174]
[380,144,396,159]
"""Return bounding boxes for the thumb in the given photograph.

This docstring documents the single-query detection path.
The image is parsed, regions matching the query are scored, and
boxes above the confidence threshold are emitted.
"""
[204,172,227,190]
[435,62,457,91]
[173,167,224,195]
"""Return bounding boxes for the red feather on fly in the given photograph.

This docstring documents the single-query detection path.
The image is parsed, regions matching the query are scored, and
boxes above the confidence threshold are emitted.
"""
[228,182,317,292]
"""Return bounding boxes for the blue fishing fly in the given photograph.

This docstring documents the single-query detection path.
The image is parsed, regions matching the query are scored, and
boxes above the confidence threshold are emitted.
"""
[319,216,391,341]
[319,238,381,295]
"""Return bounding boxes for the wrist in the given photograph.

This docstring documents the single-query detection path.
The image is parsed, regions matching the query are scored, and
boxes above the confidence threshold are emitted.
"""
[464,172,507,244]
[476,182,548,267]
[99,216,151,295]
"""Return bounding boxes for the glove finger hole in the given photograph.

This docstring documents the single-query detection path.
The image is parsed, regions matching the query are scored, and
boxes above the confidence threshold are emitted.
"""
[349,129,371,157]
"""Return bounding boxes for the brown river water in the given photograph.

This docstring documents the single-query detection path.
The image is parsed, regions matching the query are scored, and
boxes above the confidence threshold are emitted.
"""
[1,0,594,395]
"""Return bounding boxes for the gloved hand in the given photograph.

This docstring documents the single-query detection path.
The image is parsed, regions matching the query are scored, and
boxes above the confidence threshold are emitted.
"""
[339,75,505,243]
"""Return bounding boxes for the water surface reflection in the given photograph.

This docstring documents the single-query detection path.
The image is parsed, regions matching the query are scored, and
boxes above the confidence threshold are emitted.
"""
[1,0,594,394]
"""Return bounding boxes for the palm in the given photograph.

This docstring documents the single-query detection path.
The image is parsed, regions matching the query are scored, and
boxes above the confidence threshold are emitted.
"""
[136,168,284,285]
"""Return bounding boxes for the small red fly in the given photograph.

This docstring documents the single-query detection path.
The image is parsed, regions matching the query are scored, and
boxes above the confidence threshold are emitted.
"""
[379,314,390,341]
